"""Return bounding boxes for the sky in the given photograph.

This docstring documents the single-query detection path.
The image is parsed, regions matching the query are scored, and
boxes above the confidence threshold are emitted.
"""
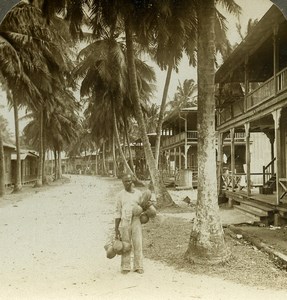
[0,0,274,136]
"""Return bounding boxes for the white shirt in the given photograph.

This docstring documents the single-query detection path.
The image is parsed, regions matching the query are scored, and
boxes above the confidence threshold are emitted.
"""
[115,189,142,225]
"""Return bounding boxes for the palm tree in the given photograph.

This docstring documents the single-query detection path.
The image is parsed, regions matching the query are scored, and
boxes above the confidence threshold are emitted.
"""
[167,79,197,111]
[41,0,175,207]
[185,0,240,265]
[140,0,197,167]
[0,1,75,190]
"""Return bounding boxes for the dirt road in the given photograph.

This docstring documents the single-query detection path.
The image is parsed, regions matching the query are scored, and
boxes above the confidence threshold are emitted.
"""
[0,175,286,300]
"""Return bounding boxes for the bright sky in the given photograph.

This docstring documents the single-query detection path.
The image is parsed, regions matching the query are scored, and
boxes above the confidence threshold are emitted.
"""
[0,0,273,136]
[152,0,273,105]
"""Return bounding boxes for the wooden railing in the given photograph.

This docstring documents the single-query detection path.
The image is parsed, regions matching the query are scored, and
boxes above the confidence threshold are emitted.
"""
[224,132,245,140]
[162,131,198,148]
[218,66,287,126]
[263,157,276,186]
[276,68,287,92]
[246,77,275,110]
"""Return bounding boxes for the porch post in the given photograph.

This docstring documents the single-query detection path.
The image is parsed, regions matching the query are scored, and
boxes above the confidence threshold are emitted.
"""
[174,147,177,173]
[244,56,249,112]
[273,24,279,95]
[272,109,282,205]
[217,132,223,194]
[230,128,235,191]
[244,123,251,196]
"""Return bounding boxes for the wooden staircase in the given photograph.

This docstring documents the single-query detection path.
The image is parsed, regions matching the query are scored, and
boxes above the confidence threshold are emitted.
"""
[261,158,276,194]
[233,198,275,224]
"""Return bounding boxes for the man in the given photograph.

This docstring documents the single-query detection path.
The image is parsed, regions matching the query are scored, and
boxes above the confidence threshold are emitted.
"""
[115,174,144,274]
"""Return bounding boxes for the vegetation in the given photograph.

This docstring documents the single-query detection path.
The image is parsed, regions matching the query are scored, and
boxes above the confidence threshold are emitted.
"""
[0,0,244,265]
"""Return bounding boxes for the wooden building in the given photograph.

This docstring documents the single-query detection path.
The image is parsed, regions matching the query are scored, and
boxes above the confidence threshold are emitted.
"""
[11,150,38,185]
[3,142,15,186]
[215,5,287,224]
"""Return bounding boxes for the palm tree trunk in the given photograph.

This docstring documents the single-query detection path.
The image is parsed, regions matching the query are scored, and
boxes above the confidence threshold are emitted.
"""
[185,0,230,264]
[42,124,47,184]
[124,16,174,207]
[58,149,62,179]
[123,116,135,173]
[35,109,43,187]
[13,95,22,192]
[54,149,58,180]
[113,105,136,177]
[155,63,173,167]
[112,135,117,176]
[102,141,107,175]
[0,132,5,197]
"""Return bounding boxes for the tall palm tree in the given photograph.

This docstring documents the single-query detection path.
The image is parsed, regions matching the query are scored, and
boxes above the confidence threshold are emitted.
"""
[0,1,74,190]
[185,0,240,265]
[139,0,197,167]
[167,79,197,111]
[41,0,175,207]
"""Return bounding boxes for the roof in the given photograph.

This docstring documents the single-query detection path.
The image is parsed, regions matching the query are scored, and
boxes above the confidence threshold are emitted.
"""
[164,106,197,124]
[11,150,39,160]
[215,5,285,83]
[3,142,15,149]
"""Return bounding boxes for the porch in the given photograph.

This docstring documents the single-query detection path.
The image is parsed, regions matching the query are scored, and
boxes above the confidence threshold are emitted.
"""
[223,187,287,226]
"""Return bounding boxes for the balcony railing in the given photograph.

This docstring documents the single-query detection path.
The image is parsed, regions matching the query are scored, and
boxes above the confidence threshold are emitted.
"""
[162,131,197,148]
[246,77,274,110]
[218,66,287,126]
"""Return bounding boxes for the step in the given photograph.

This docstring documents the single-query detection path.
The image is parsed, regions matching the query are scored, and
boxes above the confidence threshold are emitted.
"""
[234,204,268,218]
[235,198,274,212]
[240,203,269,216]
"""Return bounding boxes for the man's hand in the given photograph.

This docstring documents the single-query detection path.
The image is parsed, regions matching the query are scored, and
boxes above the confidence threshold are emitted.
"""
[115,229,121,240]
[115,218,121,240]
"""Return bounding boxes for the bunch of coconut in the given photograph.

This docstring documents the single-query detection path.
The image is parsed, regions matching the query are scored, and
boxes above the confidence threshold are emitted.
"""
[139,189,157,224]
[104,239,132,259]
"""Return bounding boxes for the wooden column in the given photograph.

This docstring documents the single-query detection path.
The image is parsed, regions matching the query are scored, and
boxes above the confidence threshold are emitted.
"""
[174,147,177,173]
[230,128,235,191]
[217,132,223,194]
[272,109,282,205]
[244,56,249,112]
[245,123,251,196]
[273,24,279,95]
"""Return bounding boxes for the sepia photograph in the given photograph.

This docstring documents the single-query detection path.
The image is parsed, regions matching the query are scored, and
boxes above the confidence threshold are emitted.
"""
[0,0,287,299]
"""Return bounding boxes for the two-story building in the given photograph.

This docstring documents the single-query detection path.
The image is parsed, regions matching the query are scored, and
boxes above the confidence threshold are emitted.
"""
[215,4,287,224]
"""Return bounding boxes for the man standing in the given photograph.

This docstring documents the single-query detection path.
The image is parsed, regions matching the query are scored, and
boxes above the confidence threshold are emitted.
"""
[115,174,144,274]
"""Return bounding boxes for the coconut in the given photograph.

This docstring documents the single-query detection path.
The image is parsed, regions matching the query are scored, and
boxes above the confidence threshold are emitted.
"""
[106,245,116,259]
[141,190,152,210]
[113,239,123,254]
[145,205,157,218]
[122,241,132,253]
[140,213,149,224]
[132,205,143,216]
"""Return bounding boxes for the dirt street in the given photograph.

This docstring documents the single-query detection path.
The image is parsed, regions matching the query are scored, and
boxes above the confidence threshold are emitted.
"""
[0,175,286,300]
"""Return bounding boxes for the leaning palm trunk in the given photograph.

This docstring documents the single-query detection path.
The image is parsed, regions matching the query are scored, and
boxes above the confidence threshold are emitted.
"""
[102,141,107,175]
[113,105,136,177]
[155,63,173,167]
[112,135,117,176]
[123,116,135,173]
[58,149,62,179]
[124,17,174,207]
[12,95,22,192]
[35,109,43,187]
[53,149,58,180]
[185,0,230,264]
[0,132,5,197]
[42,119,48,184]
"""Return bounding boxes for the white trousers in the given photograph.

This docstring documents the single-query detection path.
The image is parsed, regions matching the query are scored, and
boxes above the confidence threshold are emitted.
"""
[120,217,143,271]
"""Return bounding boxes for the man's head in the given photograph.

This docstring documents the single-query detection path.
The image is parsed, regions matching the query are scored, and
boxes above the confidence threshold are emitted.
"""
[122,174,134,192]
